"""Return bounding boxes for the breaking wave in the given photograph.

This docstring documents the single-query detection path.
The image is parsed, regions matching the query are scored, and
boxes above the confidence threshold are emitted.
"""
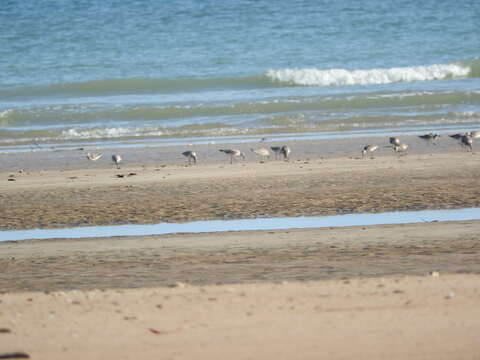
[2,60,479,99]
[266,62,473,87]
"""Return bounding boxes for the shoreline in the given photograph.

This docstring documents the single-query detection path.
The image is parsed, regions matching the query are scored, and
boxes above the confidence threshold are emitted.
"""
[1,125,475,152]
[0,132,473,171]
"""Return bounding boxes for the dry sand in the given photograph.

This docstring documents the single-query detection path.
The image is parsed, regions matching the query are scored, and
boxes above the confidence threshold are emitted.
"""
[1,273,480,360]
[1,136,480,359]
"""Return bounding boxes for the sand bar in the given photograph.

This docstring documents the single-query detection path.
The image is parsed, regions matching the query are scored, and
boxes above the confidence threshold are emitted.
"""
[1,220,479,292]
[1,137,480,230]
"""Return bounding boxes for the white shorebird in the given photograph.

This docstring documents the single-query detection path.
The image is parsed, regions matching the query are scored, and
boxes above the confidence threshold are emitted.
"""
[393,143,409,155]
[389,137,401,146]
[219,149,245,164]
[86,153,102,161]
[362,145,379,158]
[112,154,122,169]
[182,150,197,165]
[418,133,440,145]
[250,147,270,161]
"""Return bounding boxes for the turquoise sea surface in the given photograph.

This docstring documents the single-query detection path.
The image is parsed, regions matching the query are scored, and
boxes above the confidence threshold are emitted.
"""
[1,0,479,150]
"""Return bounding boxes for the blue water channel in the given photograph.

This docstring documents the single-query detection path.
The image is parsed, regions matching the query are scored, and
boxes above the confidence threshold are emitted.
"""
[1,208,479,242]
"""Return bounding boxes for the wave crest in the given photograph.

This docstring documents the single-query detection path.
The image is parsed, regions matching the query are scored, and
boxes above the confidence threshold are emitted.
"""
[266,63,470,87]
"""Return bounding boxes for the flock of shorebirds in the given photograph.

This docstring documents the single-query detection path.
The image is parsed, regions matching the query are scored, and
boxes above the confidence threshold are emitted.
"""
[85,144,291,168]
[85,131,478,168]
[362,131,479,158]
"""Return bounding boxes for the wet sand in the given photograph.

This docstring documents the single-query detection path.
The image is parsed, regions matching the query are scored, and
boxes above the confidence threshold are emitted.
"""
[1,220,480,293]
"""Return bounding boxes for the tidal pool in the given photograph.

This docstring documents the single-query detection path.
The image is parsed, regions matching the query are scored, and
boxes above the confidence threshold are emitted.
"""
[1,207,479,242]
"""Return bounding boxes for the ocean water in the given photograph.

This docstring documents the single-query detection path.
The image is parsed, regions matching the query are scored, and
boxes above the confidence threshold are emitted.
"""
[1,0,479,150]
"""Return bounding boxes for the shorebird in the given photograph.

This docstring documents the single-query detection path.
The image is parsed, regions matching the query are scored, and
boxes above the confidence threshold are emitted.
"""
[112,154,122,169]
[418,133,440,145]
[362,145,379,158]
[393,143,409,155]
[86,152,102,161]
[460,134,473,152]
[389,137,401,146]
[280,145,291,160]
[449,132,476,151]
[182,150,197,165]
[271,145,290,160]
[219,149,245,164]
[250,147,270,161]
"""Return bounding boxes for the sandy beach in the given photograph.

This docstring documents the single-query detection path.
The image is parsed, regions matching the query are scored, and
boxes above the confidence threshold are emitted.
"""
[1,136,480,359]
[0,273,479,360]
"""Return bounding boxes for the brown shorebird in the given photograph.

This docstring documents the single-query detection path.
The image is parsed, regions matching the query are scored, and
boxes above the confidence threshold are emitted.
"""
[86,153,102,161]
[112,154,122,169]
[418,133,440,145]
[362,145,379,158]
[182,150,197,165]
[219,149,245,164]
[250,147,270,161]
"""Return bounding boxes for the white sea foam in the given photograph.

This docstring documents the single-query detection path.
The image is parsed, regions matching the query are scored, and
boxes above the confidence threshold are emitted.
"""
[61,127,163,139]
[59,124,258,140]
[0,109,14,118]
[59,126,245,140]
[266,63,470,87]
